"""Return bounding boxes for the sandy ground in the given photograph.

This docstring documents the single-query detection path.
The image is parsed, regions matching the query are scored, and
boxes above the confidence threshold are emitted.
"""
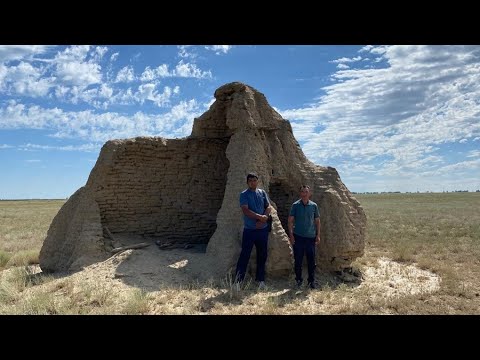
[359,257,440,297]
[71,245,441,294]
[3,242,441,314]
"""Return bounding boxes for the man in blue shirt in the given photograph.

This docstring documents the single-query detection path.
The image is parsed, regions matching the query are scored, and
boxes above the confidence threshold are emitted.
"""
[234,172,272,290]
[288,185,321,289]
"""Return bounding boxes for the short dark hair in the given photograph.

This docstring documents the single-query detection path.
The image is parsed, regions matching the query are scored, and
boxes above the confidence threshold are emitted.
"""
[246,172,259,181]
[300,185,310,191]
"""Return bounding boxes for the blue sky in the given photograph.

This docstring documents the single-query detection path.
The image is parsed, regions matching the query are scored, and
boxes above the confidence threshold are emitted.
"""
[1,45,479,199]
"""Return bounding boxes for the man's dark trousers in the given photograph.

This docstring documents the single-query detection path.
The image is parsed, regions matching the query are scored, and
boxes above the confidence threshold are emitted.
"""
[235,228,269,282]
[293,234,316,284]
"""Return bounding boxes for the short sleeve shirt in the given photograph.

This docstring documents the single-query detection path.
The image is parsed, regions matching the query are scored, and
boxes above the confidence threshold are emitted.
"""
[289,199,320,238]
[240,188,270,230]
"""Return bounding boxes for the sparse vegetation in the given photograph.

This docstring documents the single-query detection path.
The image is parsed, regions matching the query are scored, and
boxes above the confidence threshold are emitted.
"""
[0,200,65,269]
[122,289,152,315]
[1,193,479,314]
[0,250,11,268]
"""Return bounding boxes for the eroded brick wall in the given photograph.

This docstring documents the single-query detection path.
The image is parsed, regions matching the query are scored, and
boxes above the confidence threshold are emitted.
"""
[269,180,298,233]
[94,138,229,243]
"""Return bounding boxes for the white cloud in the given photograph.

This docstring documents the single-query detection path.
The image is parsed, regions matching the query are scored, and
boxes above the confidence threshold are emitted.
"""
[25,159,41,162]
[0,45,52,63]
[0,144,13,149]
[0,98,205,143]
[94,46,108,60]
[19,143,101,152]
[0,48,205,108]
[359,45,374,53]
[110,52,119,62]
[161,99,200,137]
[140,67,156,82]
[205,45,233,54]
[99,84,113,98]
[139,61,211,81]
[177,45,196,59]
[423,158,480,176]
[54,85,70,100]
[137,85,176,107]
[205,97,215,109]
[369,46,388,55]
[0,61,55,97]
[330,56,362,63]
[54,46,102,86]
[54,45,90,62]
[467,150,480,158]
[337,64,349,69]
[56,61,102,86]
[174,60,211,78]
[110,87,135,105]
[140,64,169,82]
[0,64,6,87]
[281,45,480,183]
[115,66,135,83]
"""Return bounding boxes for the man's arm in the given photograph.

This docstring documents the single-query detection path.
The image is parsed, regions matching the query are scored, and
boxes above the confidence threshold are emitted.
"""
[264,204,272,217]
[241,205,268,222]
[262,190,272,218]
[288,215,295,244]
[315,217,321,245]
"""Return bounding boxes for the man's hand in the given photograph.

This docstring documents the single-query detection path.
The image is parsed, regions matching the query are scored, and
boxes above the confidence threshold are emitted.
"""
[257,214,268,223]
[315,236,321,245]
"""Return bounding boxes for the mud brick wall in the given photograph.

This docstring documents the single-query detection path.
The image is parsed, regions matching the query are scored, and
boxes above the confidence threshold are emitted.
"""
[93,138,229,243]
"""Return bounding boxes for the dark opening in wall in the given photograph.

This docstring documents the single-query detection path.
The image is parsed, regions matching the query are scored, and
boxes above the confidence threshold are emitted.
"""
[269,181,297,233]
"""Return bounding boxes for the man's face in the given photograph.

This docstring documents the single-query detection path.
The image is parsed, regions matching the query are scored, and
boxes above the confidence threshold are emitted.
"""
[247,177,258,190]
[300,188,310,201]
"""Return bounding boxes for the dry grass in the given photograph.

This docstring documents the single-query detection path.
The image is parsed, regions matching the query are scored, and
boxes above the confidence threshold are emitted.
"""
[1,193,479,314]
[0,200,65,270]
[0,250,10,268]
[353,193,480,313]
[122,289,152,315]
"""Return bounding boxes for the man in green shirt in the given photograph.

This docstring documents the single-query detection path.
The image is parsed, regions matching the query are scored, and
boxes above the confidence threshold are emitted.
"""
[288,185,321,289]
